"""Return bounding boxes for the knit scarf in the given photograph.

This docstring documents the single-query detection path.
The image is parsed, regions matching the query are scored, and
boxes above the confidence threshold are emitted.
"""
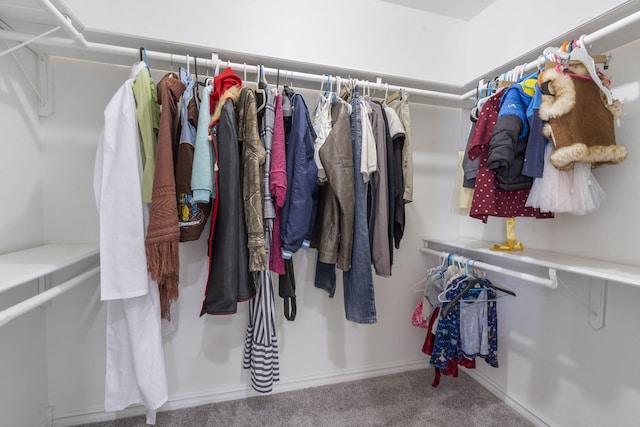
[145,73,186,320]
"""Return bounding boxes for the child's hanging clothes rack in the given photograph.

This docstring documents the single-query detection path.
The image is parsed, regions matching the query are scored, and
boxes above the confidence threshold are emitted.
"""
[418,252,516,387]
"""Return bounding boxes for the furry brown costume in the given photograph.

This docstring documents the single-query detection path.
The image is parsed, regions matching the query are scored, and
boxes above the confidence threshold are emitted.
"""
[538,63,626,170]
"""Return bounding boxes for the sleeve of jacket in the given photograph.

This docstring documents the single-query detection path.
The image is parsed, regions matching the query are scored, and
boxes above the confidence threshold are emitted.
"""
[486,114,523,171]
[191,86,214,203]
[522,87,547,178]
[303,140,320,249]
[238,89,267,272]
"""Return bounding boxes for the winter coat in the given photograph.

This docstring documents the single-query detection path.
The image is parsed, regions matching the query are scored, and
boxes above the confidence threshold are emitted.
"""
[486,76,537,190]
[201,88,255,316]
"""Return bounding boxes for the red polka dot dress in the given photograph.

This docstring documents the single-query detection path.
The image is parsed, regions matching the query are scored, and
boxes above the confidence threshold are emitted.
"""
[467,90,554,224]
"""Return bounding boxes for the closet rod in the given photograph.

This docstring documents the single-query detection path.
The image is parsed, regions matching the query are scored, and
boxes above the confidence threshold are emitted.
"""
[0,266,100,329]
[37,0,87,48]
[2,8,640,103]
[460,9,640,100]
[419,247,558,289]
[0,32,461,101]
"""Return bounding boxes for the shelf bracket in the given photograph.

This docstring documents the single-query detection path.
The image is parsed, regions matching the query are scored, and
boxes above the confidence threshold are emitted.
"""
[38,54,54,117]
[37,275,50,294]
[588,278,608,330]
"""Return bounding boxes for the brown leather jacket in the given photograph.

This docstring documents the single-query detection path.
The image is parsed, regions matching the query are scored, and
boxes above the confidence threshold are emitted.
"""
[316,100,355,271]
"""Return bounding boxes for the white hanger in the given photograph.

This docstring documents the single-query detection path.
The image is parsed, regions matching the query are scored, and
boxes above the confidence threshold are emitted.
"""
[186,54,190,74]
[573,35,613,104]
[412,276,428,293]
[543,39,613,104]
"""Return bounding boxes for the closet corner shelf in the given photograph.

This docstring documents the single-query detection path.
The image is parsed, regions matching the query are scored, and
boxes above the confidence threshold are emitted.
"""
[422,236,640,288]
[0,243,99,294]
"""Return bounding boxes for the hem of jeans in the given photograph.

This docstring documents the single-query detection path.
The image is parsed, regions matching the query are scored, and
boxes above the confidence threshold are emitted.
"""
[314,284,336,298]
[345,315,377,324]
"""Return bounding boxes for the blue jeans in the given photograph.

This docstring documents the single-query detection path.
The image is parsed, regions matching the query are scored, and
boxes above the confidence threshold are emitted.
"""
[343,87,377,324]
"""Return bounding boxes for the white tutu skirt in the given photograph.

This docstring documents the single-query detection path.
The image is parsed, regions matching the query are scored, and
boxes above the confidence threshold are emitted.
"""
[526,143,605,215]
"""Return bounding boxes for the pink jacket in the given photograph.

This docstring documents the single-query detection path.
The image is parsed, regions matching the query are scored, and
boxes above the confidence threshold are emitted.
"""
[269,94,287,274]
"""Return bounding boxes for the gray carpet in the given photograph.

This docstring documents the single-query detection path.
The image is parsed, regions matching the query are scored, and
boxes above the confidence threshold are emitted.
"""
[77,368,535,427]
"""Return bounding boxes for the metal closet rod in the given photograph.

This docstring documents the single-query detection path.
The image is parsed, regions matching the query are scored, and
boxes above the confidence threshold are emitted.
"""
[1,7,640,102]
[419,247,558,289]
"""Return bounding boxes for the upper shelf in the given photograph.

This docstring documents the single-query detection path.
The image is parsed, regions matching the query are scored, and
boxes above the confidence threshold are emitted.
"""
[423,236,640,287]
[0,243,99,294]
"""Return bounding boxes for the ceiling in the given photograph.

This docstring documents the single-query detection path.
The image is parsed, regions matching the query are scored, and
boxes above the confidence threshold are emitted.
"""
[378,0,496,20]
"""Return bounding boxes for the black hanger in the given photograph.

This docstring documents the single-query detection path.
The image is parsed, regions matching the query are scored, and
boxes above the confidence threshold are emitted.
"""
[194,55,205,104]
[255,66,267,114]
[139,47,150,71]
[441,277,515,318]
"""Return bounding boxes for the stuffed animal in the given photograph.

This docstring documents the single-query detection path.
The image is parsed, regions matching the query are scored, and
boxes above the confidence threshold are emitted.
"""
[538,62,626,170]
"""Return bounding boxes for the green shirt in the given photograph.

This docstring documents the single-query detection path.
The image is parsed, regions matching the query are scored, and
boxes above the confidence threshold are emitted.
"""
[132,67,160,203]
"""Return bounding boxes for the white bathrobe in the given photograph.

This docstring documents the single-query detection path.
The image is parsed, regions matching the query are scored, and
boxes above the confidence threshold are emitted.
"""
[94,61,168,424]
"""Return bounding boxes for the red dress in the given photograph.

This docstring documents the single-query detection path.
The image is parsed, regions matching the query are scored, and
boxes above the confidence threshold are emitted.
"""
[467,91,554,223]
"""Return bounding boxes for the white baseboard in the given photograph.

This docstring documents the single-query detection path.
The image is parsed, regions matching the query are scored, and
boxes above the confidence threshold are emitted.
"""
[464,369,550,427]
[52,359,427,426]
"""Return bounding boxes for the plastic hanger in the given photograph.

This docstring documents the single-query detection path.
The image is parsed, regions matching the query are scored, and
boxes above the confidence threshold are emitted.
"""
[255,65,267,113]
[543,38,613,104]
[139,47,150,72]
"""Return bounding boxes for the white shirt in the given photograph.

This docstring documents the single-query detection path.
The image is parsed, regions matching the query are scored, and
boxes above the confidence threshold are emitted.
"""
[360,99,377,183]
[94,62,149,300]
[95,62,169,422]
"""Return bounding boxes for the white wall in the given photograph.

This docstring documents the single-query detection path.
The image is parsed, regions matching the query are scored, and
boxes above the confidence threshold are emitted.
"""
[61,0,468,86]
[0,49,49,427]
[0,48,44,253]
[465,0,633,83]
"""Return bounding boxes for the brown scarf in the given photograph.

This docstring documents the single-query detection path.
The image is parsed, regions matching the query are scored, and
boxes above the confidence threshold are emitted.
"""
[145,73,185,320]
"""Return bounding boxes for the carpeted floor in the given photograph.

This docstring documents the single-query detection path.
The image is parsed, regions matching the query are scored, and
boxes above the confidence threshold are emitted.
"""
[77,368,535,427]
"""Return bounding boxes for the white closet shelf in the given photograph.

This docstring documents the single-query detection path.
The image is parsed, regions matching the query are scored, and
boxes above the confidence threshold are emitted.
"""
[0,243,99,294]
[422,237,640,287]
